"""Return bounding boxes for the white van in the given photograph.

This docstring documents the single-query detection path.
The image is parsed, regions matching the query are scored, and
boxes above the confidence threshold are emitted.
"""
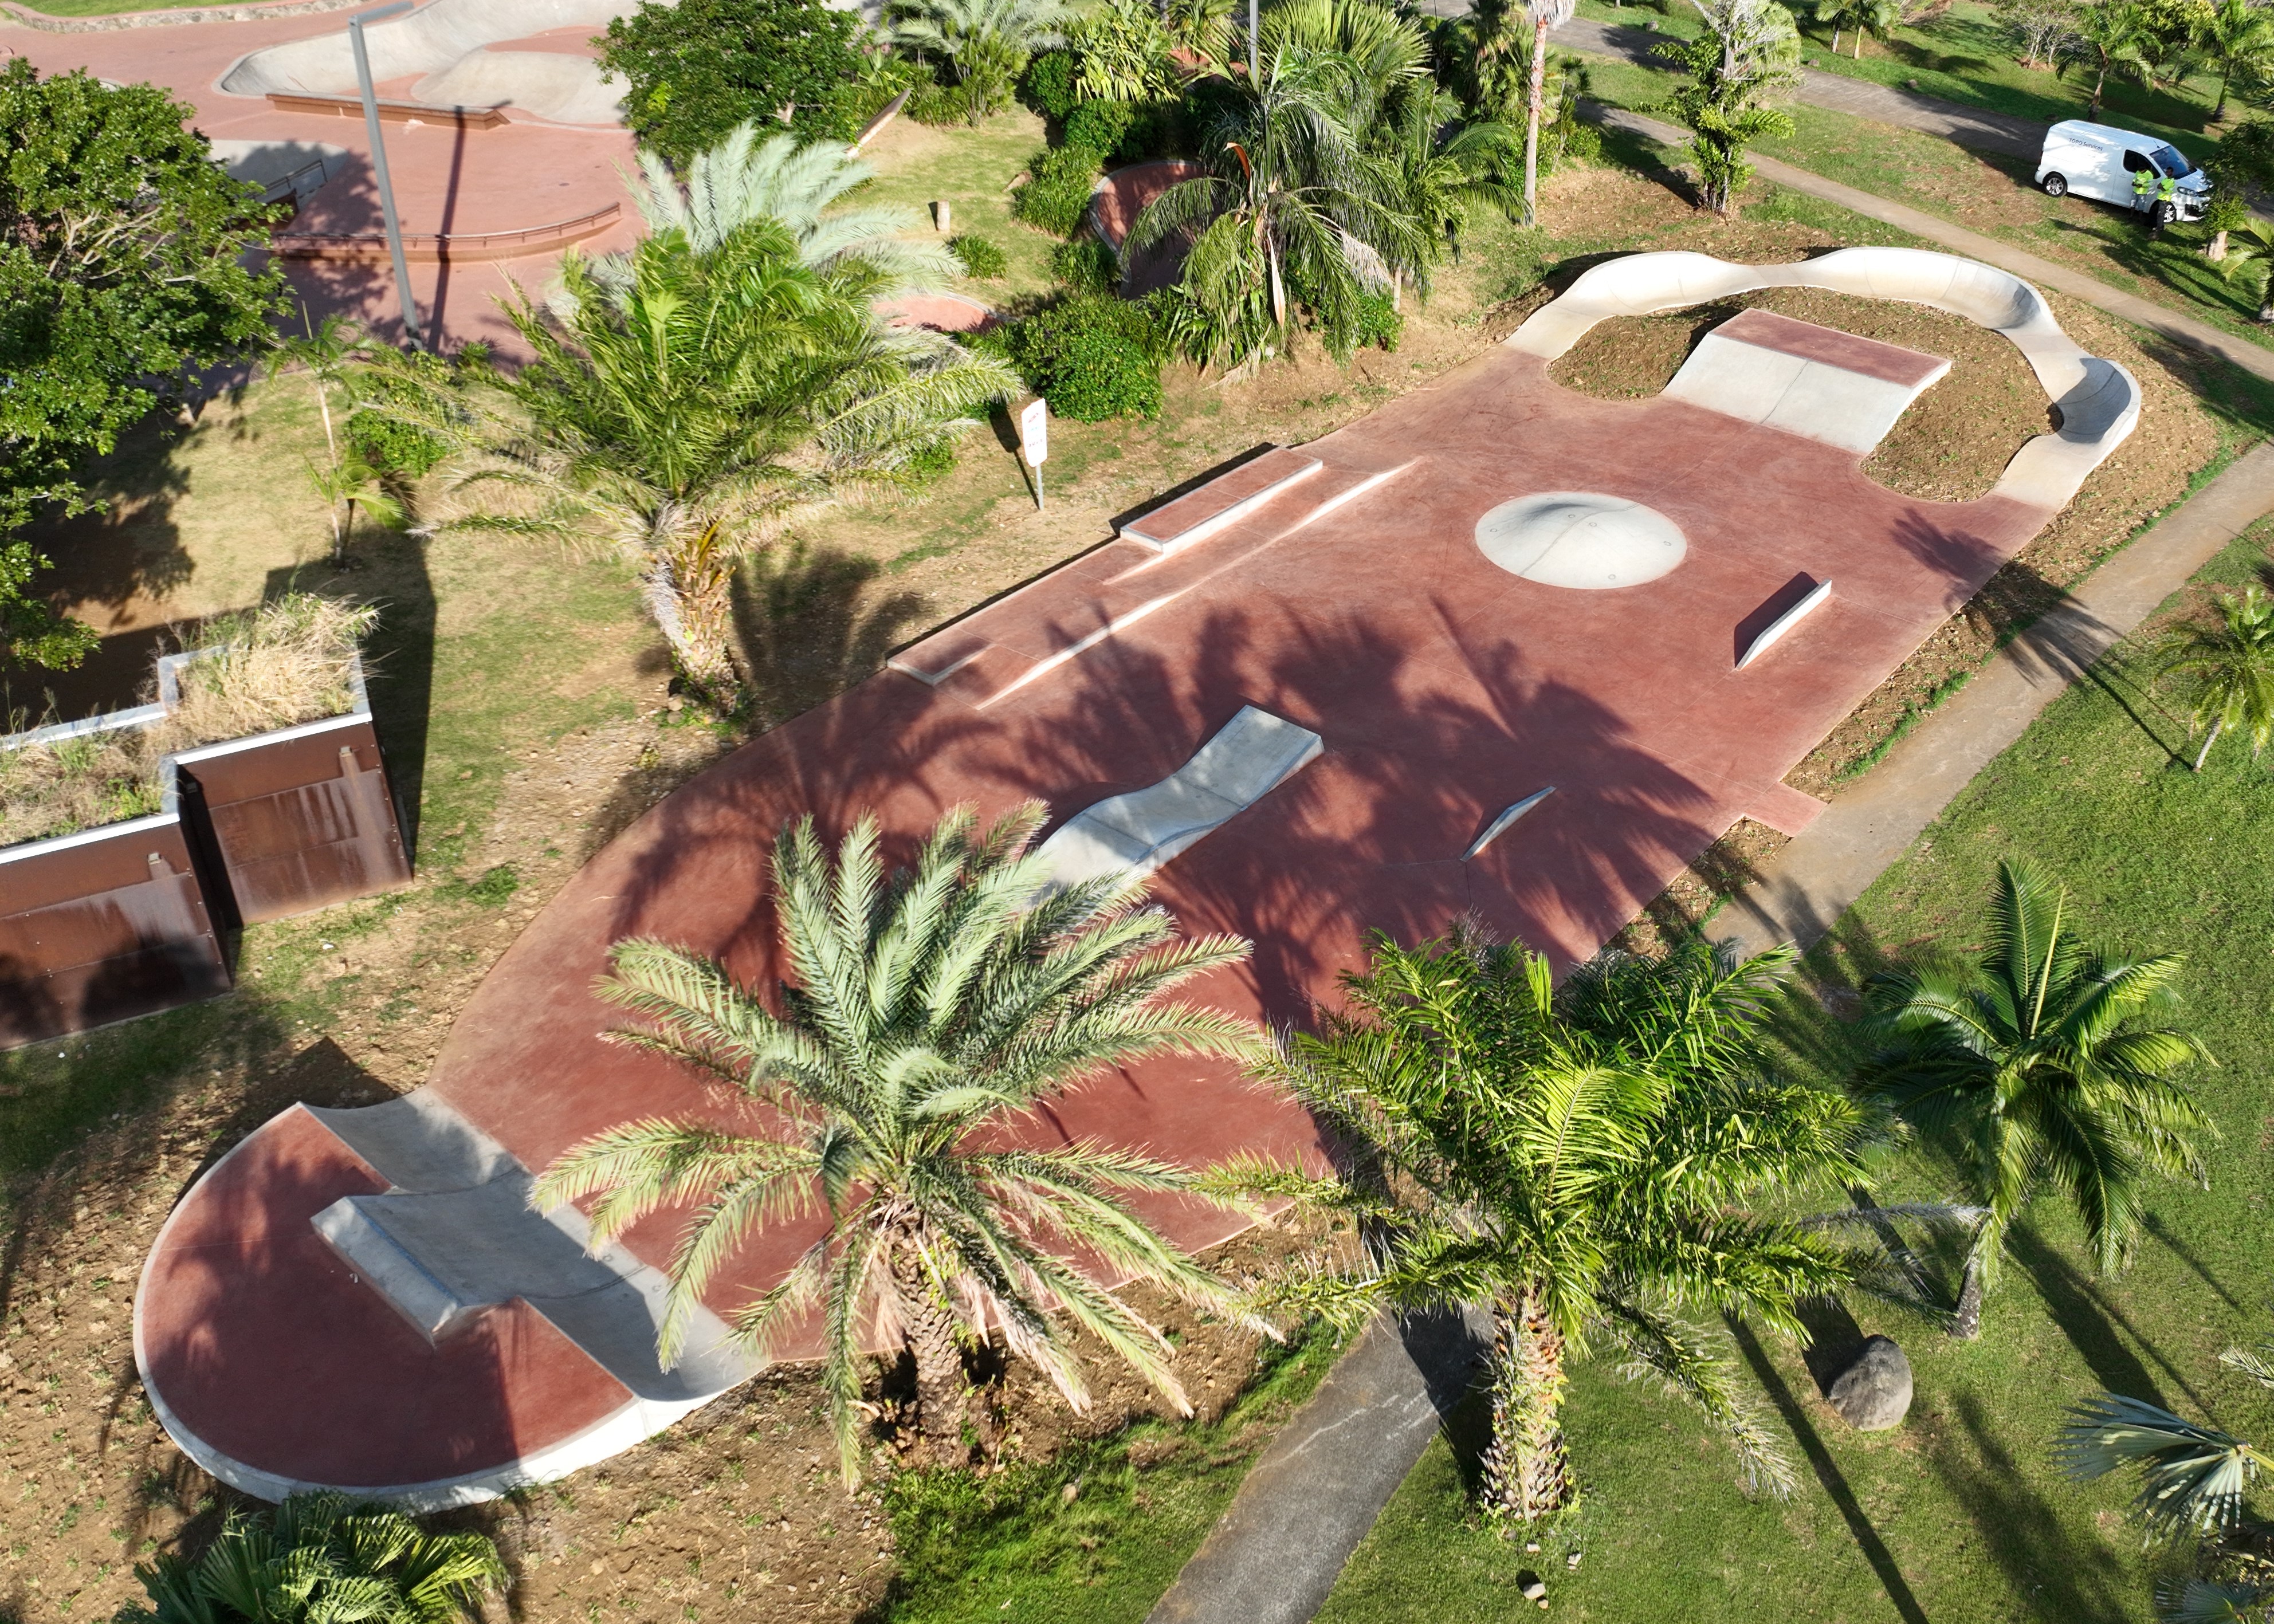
[2037,120,2209,225]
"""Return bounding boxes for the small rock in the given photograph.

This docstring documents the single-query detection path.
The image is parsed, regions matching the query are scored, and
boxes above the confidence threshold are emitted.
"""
[1061,1479,1081,1504]
[1525,1542,1540,1552]
[1566,1552,1581,1568]
[1828,1334,1914,1431]
[1520,1577,1548,1601]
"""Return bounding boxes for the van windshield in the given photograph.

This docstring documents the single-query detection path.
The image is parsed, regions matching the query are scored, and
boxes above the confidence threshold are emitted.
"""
[2150,143,2197,178]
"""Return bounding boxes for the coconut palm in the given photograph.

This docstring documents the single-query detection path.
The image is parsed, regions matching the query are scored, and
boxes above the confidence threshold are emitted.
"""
[1815,0,1898,56]
[1167,0,1237,67]
[386,221,1014,711]
[128,1491,505,1623]
[2066,0,2162,119]
[2202,0,2274,118]
[1371,84,1523,300]
[605,123,956,290]
[2058,1338,2274,1620]
[2225,216,2274,322]
[1259,933,1871,1523]
[532,804,1274,1481]
[270,312,375,564]
[890,0,1073,121]
[1517,0,1577,221]
[1856,859,2213,1339]
[1128,46,1420,367]
[2151,583,2274,771]
[1657,0,1801,214]
[302,448,404,555]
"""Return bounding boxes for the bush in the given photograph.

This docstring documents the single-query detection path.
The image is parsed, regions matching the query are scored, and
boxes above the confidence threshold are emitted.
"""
[1353,289,1402,352]
[904,65,965,128]
[948,233,1010,280]
[1062,97,1135,158]
[1006,294,1162,420]
[1019,49,1077,120]
[1012,145,1103,237]
[344,347,457,478]
[599,0,863,165]
[899,434,960,486]
[1050,235,1118,294]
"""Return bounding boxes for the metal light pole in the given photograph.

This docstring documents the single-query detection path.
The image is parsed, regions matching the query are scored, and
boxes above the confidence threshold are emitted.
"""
[1248,0,1258,80]
[348,0,423,349]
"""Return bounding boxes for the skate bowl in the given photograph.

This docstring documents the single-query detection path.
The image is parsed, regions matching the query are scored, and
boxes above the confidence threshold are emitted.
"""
[1506,245,2139,510]
[217,0,638,127]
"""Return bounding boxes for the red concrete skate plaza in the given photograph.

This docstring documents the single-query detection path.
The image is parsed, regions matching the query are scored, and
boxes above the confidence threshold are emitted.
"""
[129,229,2139,1502]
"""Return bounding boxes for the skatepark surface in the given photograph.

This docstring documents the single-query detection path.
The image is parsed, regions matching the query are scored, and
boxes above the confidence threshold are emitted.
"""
[129,248,2137,1505]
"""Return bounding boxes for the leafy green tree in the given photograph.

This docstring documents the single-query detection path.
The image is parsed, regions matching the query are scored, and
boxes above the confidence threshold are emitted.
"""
[0,60,283,670]
[1856,859,2213,1338]
[600,0,865,166]
[1992,0,2081,68]
[1129,48,1419,368]
[1071,0,1177,101]
[1262,934,1871,1523]
[382,221,1012,712]
[1658,0,1801,214]
[532,805,1271,1478]
[2152,583,2274,770]
[2057,1337,2274,1620]
[891,0,1074,122]
[127,1491,505,1623]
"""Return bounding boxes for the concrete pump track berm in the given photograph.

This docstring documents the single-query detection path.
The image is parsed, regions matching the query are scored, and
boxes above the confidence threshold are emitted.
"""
[133,247,2138,1507]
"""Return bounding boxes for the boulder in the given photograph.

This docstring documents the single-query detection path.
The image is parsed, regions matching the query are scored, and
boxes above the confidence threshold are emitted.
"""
[1827,1334,1912,1431]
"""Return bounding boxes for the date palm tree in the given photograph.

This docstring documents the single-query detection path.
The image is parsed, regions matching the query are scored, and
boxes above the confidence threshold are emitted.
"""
[2153,583,2274,771]
[1259,933,1871,1523]
[532,804,1274,1481]
[129,1491,505,1623]
[1856,859,2213,1338]
[890,0,1073,121]
[384,219,1013,712]
[2058,1338,2274,1620]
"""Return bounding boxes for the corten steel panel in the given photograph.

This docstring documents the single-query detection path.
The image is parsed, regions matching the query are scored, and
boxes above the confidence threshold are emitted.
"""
[182,722,413,924]
[0,824,230,1047]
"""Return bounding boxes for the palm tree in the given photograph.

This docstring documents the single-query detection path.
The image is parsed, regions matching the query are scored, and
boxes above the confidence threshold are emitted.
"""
[1856,859,2213,1339]
[1372,85,1523,301]
[1658,0,1801,214]
[2066,1,2161,119]
[890,0,1073,121]
[1518,0,1577,222]
[387,221,1014,712]
[2057,1338,2274,1620]
[2202,0,2274,119]
[1260,933,1870,1523]
[532,805,1274,1480]
[302,448,404,556]
[1260,0,1431,116]
[270,311,374,565]
[607,123,956,288]
[128,1491,505,1623]
[2151,583,2274,770]
[2224,217,2274,322]
[1128,47,1419,368]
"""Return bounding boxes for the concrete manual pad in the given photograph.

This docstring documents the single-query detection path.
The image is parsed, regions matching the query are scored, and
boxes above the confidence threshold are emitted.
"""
[139,247,2116,1508]
[1665,308,1951,455]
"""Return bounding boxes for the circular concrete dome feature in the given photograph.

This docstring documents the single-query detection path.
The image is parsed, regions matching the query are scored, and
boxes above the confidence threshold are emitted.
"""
[1475,491,1688,589]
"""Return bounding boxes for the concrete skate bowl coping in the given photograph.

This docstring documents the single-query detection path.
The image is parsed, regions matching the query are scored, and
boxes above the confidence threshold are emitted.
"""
[218,0,635,128]
[1508,246,2139,511]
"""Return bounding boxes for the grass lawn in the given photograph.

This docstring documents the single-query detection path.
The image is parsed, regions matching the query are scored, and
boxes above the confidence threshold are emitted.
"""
[7,0,216,17]
[1317,515,2274,1623]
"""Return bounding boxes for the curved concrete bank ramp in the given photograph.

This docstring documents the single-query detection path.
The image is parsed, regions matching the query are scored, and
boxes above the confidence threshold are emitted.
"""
[1510,246,2140,508]
[140,250,2114,1505]
[217,0,636,126]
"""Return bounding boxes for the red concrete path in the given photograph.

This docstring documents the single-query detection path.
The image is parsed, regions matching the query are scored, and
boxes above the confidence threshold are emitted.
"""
[3,5,639,352]
[136,333,2057,1495]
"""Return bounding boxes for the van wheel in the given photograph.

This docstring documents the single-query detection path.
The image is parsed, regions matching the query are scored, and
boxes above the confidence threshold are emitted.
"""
[2041,172,2068,197]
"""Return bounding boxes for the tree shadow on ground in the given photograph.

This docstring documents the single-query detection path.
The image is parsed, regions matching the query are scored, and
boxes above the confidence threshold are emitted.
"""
[1926,1387,2135,1623]
[729,542,932,732]
[2008,1222,2221,1421]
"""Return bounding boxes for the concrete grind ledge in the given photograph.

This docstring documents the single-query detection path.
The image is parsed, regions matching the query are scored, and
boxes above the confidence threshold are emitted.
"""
[1146,1310,1489,1624]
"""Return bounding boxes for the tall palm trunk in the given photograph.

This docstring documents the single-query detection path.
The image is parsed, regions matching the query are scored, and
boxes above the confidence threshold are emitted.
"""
[887,1238,972,1465]
[1953,1256,1983,1339]
[1830,25,1842,50]
[2194,715,2226,771]
[1479,1286,1571,1523]
[1523,15,1550,223]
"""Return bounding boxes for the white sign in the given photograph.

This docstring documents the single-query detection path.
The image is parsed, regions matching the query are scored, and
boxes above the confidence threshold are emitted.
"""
[1020,399,1049,468]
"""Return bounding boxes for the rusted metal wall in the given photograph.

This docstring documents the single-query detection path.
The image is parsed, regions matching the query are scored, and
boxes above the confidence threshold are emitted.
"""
[176,717,413,925]
[0,817,231,1047]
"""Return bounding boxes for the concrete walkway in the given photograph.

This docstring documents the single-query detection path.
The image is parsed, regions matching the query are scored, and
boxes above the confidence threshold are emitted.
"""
[1723,440,2274,956]
[1598,105,2274,386]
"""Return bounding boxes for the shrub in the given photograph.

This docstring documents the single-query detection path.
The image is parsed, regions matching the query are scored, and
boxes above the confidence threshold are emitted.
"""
[1050,235,1118,294]
[1012,145,1102,237]
[1007,294,1162,420]
[948,233,1010,279]
[901,434,960,485]
[1061,96,1135,158]
[600,0,863,164]
[1019,49,1077,120]
[345,347,457,478]
[905,65,966,128]
[1352,289,1402,352]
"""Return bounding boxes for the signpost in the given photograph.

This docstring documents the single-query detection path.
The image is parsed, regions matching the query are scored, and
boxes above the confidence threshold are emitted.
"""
[1020,398,1048,511]
[348,1,423,349]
